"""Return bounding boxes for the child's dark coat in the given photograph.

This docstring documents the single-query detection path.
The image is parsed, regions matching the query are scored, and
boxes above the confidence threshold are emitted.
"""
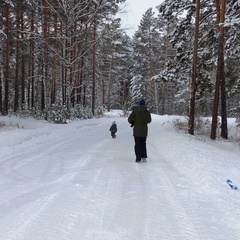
[109,122,117,138]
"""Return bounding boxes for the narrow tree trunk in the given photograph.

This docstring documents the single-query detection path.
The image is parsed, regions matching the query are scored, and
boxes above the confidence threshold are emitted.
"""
[211,0,227,140]
[80,23,89,105]
[148,31,153,104]
[21,12,25,106]
[64,37,68,109]
[51,8,57,105]
[189,0,200,135]
[42,0,48,111]
[107,49,114,112]
[102,78,105,105]
[14,0,20,112]
[4,3,10,115]
[162,26,169,115]
[92,15,97,115]
[0,36,3,112]
[30,9,35,109]
[70,21,77,107]
[211,58,221,139]
[0,69,2,112]
[27,61,31,108]
[220,0,228,139]
[77,55,84,104]
[61,22,66,105]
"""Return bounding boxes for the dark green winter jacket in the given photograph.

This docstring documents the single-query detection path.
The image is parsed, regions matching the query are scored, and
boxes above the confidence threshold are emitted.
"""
[128,106,151,137]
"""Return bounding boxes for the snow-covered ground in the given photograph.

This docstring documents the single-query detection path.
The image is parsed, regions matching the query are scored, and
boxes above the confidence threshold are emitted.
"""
[0,112,240,240]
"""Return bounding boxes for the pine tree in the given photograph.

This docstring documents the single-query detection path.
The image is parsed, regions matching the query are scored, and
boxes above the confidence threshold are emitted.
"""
[131,8,163,109]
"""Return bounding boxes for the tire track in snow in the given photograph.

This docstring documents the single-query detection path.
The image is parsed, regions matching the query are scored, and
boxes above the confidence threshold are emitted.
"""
[150,134,240,240]
[174,153,240,239]
[102,164,148,240]
[0,119,129,239]
[98,135,148,239]
[146,140,200,240]
[1,153,94,240]
[0,123,102,188]
[0,119,103,184]
[64,136,149,239]
[0,123,104,239]
[1,193,59,240]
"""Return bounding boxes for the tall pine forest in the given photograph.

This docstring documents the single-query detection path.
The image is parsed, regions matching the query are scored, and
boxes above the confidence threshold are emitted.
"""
[0,0,240,139]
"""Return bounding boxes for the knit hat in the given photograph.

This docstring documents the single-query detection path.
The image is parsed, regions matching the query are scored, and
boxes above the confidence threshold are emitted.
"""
[139,99,146,106]
[112,121,116,124]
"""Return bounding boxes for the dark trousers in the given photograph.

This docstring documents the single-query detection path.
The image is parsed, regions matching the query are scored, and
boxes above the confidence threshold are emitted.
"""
[111,131,116,138]
[134,136,147,161]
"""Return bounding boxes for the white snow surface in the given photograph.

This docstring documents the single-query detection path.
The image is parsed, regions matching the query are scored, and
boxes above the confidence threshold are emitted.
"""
[0,112,240,240]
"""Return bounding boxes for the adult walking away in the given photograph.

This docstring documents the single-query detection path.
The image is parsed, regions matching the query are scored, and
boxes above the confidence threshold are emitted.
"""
[128,99,151,162]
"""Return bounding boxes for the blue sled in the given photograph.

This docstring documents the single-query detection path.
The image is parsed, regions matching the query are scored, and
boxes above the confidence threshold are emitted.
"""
[227,179,238,190]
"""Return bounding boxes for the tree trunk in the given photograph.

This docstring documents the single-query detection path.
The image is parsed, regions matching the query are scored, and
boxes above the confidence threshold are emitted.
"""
[0,68,2,112]
[4,3,10,115]
[70,21,77,107]
[61,22,66,105]
[189,0,200,135]
[14,0,20,112]
[51,7,57,105]
[148,31,153,104]
[92,15,97,115]
[211,0,227,140]
[162,26,170,115]
[0,39,3,112]
[42,0,48,111]
[21,12,25,107]
[79,23,89,105]
[30,8,35,109]
[77,55,84,104]
[220,0,228,139]
[107,49,114,112]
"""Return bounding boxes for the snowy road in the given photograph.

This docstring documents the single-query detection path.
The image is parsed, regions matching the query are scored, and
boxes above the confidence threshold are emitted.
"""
[0,113,240,240]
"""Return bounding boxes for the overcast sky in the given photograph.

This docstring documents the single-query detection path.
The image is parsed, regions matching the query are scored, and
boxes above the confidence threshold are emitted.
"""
[119,0,165,36]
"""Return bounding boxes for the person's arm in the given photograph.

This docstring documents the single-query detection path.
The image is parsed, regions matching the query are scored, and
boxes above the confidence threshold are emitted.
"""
[147,111,152,124]
[128,111,135,125]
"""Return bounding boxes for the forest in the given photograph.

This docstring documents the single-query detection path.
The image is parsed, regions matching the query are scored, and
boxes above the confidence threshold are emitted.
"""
[0,0,239,139]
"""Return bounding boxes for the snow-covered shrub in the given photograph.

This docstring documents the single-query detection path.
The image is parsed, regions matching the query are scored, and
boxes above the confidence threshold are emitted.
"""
[236,110,240,128]
[229,105,240,127]
[171,116,220,137]
[0,120,22,129]
[17,109,31,118]
[95,105,107,118]
[171,117,188,133]
[194,117,212,136]
[31,107,46,120]
[0,121,6,128]
[69,104,92,120]
[235,107,240,146]
[46,103,68,124]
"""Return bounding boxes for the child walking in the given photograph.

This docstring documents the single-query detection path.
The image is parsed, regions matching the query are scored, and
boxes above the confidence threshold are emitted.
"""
[109,121,117,138]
